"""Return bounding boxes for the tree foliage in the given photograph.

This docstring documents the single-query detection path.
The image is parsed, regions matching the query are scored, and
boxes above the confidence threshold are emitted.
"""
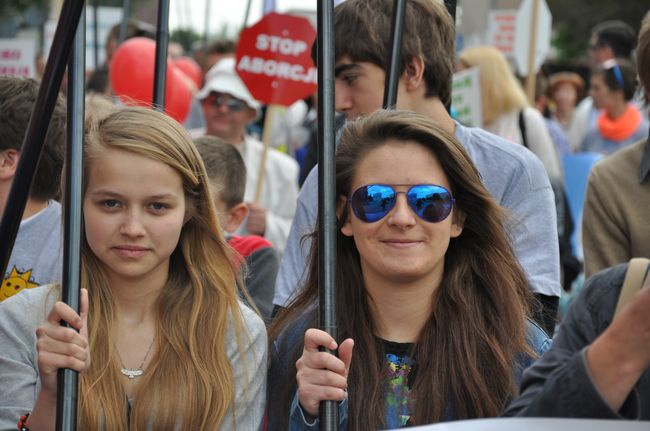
[547,0,648,60]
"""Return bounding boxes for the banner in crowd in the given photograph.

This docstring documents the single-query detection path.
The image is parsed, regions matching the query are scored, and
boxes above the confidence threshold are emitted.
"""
[0,39,36,78]
[236,12,317,106]
[486,0,552,76]
[451,67,482,128]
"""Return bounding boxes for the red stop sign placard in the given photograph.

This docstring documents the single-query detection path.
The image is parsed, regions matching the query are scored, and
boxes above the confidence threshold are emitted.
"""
[236,13,317,107]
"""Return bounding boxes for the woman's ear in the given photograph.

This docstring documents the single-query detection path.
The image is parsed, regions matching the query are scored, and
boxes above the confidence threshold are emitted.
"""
[450,210,465,238]
[337,195,353,237]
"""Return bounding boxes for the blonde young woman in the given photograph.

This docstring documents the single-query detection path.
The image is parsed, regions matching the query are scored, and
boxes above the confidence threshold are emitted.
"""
[458,46,563,180]
[0,108,267,430]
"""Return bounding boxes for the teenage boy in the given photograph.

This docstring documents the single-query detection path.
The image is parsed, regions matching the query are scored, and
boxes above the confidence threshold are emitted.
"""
[194,136,278,322]
[0,76,65,301]
[273,0,561,334]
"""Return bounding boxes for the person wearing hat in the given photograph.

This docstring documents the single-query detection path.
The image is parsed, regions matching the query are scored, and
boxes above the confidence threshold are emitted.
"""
[548,71,585,149]
[197,58,299,253]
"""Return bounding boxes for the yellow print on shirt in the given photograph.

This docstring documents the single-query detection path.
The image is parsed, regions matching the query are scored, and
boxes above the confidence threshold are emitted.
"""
[1,266,38,301]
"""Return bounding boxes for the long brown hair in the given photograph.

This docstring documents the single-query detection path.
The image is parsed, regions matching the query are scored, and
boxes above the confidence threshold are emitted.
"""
[77,108,250,429]
[270,109,533,429]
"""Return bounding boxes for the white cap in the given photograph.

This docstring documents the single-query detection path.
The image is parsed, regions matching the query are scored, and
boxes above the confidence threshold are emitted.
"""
[196,58,261,111]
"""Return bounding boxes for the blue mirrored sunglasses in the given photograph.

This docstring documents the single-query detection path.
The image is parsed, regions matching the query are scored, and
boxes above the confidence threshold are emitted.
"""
[348,184,455,223]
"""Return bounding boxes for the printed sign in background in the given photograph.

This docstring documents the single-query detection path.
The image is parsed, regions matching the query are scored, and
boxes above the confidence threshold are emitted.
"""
[451,67,482,128]
[486,0,552,76]
[0,39,36,78]
[486,9,517,57]
[236,12,317,107]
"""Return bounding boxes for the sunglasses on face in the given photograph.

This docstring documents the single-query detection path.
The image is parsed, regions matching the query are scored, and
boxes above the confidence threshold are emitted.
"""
[203,93,248,112]
[348,184,455,223]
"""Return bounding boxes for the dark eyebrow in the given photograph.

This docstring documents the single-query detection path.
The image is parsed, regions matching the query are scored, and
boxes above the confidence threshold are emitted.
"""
[334,63,362,77]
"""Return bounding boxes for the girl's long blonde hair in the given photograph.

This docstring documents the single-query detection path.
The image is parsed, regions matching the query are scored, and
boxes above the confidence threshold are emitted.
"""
[77,107,248,430]
[459,46,529,125]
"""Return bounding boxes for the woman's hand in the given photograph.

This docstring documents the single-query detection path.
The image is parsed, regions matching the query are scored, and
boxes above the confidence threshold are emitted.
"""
[35,288,90,395]
[295,328,354,418]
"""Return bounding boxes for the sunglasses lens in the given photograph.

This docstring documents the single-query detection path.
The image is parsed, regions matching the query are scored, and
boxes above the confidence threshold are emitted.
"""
[350,185,396,223]
[227,100,246,112]
[407,185,453,222]
[206,94,247,112]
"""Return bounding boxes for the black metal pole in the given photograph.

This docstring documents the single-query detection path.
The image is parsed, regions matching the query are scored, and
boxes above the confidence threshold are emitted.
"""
[153,0,170,111]
[118,0,131,44]
[444,0,457,22]
[56,5,85,428]
[383,0,406,109]
[317,1,337,430]
[93,0,99,68]
[242,0,253,33]
[0,0,84,281]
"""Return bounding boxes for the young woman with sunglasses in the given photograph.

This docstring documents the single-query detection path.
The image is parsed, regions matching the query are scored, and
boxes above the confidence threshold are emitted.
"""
[0,108,266,430]
[581,59,648,155]
[266,109,550,430]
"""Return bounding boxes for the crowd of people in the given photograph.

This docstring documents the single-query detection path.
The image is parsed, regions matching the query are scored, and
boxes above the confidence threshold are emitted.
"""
[0,0,649,429]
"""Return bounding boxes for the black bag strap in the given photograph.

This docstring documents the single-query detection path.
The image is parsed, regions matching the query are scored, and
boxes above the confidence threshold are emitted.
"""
[518,109,529,148]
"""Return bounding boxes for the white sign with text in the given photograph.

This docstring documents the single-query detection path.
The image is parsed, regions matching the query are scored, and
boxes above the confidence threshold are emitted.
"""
[0,38,36,78]
[451,67,482,128]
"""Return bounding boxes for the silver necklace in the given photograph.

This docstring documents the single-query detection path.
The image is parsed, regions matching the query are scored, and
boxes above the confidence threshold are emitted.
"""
[119,340,155,379]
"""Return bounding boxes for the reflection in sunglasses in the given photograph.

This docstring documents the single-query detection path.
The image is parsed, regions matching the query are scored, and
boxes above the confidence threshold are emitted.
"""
[349,184,455,223]
[204,93,248,112]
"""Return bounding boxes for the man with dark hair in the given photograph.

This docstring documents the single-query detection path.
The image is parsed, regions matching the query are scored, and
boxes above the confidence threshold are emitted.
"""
[105,19,156,63]
[0,76,65,300]
[200,39,237,75]
[194,136,278,322]
[589,20,637,65]
[274,0,561,335]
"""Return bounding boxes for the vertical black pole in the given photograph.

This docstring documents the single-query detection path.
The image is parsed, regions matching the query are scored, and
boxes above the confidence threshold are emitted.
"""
[383,0,406,109]
[444,0,457,22]
[0,0,84,280]
[93,0,99,68]
[317,1,337,430]
[242,0,253,33]
[153,0,170,111]
[118,0,131,44]
[56,5,85,431]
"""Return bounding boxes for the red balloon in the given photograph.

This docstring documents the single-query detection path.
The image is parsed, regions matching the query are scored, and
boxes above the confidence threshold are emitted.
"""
[109,37,191,123]
[174,56,203,88]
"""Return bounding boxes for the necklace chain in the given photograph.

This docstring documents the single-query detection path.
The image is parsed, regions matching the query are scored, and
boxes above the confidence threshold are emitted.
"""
[119,339,155,379]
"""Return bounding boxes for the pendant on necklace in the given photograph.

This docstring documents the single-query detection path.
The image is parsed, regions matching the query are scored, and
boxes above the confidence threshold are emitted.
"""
[121,368,144,379]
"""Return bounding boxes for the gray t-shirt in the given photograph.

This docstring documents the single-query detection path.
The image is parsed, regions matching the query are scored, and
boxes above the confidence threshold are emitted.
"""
[1,201,62,301]
[0,285,267,430]
[273,122,561,307]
